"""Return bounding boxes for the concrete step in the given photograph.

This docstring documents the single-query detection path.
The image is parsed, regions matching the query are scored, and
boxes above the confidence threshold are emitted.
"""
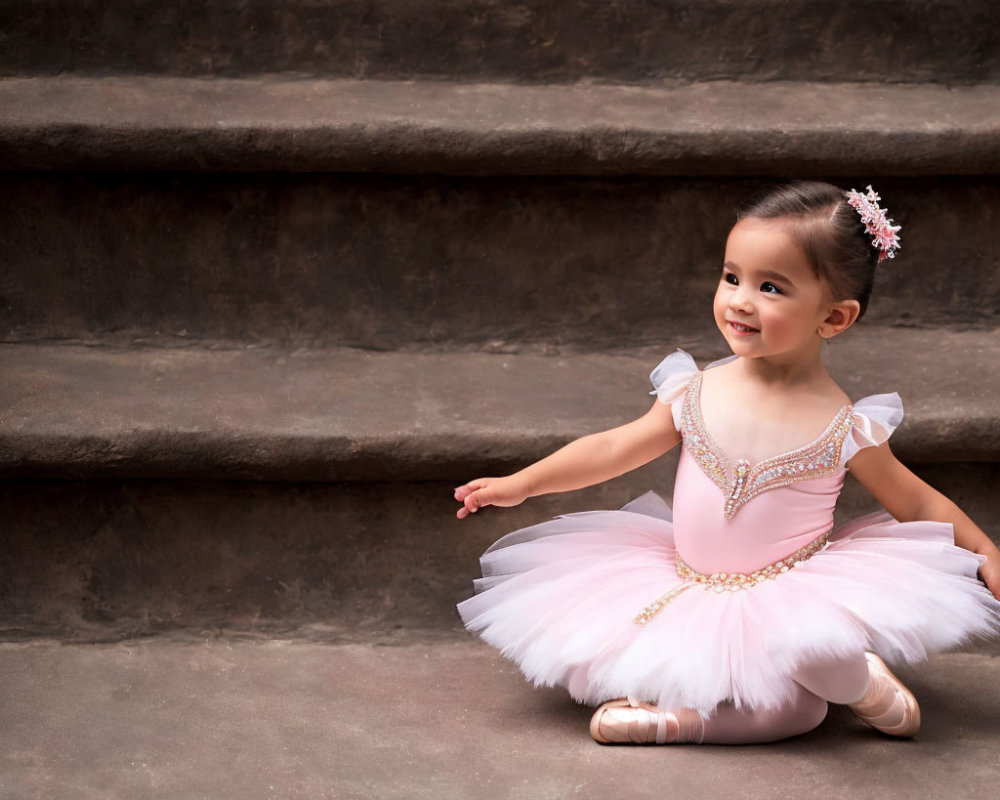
[2,0,997,84]
[1,637,999,799]
[3,466,998,642]
[1,333,998,641]
[4,77,997,347]
[3,174,999,348]
[2,330,999,482]
[3,76,1000,174]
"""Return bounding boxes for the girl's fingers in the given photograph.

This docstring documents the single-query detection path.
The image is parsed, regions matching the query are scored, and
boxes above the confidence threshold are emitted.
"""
[465,489,488,512]
[455,478,490,503]
[454,479,490,501]
[978,550,1000,599]
[456,485,489,519]
[454,478,515,519]
[983,567,1000,600]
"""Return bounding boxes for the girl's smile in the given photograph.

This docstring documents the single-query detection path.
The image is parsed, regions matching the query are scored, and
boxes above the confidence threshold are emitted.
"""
[727,321,760,335]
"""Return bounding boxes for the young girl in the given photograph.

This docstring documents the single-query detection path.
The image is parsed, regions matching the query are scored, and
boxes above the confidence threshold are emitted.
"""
[453,181,1000,745]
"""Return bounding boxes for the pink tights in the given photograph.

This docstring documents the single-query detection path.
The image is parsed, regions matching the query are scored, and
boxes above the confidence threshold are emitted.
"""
[699,653,871,744]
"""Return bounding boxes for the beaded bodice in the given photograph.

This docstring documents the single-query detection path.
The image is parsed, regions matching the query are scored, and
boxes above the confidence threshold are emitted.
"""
[679,372,854,520]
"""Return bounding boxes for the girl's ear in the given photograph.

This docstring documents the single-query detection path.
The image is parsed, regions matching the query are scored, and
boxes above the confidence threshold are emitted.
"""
[818,299,861,339]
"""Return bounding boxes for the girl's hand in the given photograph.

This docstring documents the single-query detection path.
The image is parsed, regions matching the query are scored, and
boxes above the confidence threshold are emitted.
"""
[978,543,1000,600]
[850,443,1000,601]
[454,476,529,520]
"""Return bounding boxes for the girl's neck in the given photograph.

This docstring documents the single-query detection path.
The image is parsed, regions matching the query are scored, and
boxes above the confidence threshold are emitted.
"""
[732,346,830,389]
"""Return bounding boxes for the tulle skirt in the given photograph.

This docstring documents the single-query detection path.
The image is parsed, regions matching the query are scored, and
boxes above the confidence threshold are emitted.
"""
[457,492,1000,714]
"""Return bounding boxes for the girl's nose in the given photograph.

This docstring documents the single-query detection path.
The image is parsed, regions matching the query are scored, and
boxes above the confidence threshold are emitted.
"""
[729,287,754,313]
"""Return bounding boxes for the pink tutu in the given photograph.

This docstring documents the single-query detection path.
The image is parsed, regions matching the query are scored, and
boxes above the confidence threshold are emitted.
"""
[457,352,1000,713]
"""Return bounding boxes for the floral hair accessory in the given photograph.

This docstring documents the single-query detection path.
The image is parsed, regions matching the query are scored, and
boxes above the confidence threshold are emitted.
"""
[845,185,901,262]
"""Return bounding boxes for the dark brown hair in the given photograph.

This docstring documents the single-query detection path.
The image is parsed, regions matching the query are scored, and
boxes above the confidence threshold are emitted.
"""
[736,181,882,319]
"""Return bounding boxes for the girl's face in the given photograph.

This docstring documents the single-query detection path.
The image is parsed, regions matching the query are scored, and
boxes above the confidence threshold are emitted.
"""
[714,218,835,362]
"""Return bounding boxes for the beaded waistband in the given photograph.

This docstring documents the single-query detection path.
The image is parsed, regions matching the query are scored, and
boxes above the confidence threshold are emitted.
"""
[633,531,830,626]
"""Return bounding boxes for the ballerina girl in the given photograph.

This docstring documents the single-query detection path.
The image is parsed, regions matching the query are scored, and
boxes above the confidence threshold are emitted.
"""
[454,181,1000,745]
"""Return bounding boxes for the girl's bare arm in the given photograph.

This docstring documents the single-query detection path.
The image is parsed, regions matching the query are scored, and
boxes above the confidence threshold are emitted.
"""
[455,399,680,519]
[848,442,1000,599]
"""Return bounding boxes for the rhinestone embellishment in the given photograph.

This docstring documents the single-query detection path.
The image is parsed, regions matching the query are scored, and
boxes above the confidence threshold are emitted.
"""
[633,532,830,625]
[679,372,854,519]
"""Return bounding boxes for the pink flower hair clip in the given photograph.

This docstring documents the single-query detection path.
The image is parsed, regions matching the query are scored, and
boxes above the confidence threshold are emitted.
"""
[846,185,901,263]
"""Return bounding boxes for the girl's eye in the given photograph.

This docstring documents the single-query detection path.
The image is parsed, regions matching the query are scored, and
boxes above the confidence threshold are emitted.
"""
[724,272,739,286]
[760,281,782,295]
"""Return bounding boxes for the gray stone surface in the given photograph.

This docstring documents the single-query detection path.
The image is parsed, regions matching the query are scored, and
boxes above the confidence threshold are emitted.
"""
[2,465,998,642]
[1,638,999,800]
[2,330,998,482]
[2,0,997,84]
[3,174,998,347]
[3,77,1000,174]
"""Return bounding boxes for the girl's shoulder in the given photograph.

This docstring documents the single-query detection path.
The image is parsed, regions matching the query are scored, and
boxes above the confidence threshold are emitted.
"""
[648,349,700,403]
[648,349,705,433]
[842,391,905,466]
[648,350,735,398]
[647,349,904,465]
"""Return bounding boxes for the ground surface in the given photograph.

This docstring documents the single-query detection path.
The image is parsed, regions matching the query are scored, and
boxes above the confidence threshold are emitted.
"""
[2,635,999,800]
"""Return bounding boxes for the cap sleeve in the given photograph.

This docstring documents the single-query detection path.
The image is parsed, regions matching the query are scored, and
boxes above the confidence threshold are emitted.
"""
[841,392,904,467]
[649,349,699,430]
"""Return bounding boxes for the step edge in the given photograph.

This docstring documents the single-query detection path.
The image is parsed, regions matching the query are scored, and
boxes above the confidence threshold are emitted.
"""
[2,331,999,478]
[2,77,1000,175]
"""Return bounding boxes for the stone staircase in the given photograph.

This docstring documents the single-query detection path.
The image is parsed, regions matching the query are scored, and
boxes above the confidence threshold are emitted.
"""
[1,2,999,797]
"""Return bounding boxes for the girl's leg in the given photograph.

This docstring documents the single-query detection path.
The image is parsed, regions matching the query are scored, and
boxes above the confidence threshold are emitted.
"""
[591,651,916,745]
[700,683,828,744]
[793,651,920,737]
[792,652,870,704]
[590,683,827,745]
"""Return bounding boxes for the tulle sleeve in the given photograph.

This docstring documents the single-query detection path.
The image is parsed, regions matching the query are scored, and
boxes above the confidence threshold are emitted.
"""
[841,392,904,467]
[649,349,699,430]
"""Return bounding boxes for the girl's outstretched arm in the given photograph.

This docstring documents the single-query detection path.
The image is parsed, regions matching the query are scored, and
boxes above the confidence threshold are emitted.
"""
[454,399,680,520]
[848,442,1000,599]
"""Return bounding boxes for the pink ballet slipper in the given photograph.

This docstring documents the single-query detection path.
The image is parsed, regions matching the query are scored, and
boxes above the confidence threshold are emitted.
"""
[590,698,704,745]
[848,653,921,738]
